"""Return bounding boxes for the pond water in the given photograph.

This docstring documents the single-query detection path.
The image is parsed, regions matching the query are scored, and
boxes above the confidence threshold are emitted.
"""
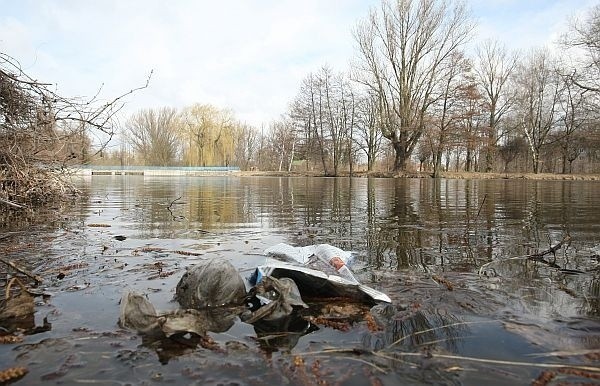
[1,176,599,385]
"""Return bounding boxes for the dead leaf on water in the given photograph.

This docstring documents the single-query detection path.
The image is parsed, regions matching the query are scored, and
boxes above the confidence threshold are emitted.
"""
[0,366,28,384]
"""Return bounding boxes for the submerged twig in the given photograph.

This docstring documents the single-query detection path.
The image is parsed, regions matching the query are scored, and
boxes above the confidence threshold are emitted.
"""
[475,194,487,221]
[388,352,600,373]
[528,349,600,358]
[293,349,387,373]
[166,196,185,221]
[295,347,600,374]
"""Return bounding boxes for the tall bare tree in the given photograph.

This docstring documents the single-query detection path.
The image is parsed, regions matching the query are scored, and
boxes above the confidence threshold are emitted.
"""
[474,40,518,172]
[291,67,356,176]
[354,90,383,171]
[425,52,471,177]
[557,76,589,173]
[353,0,474,171]
[514,49,562,174]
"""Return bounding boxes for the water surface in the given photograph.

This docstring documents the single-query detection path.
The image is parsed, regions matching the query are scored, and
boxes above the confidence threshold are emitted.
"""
[1,176,599,385]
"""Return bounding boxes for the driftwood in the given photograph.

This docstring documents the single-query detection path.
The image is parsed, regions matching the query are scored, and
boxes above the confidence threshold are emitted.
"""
[527,235,572,269]
[0,256,43,284]
[0,198,25,209]
[529,235,572,259]
[479,235,574,276]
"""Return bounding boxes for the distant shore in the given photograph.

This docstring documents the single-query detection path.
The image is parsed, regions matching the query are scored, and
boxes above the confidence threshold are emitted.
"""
[235,170,600,181]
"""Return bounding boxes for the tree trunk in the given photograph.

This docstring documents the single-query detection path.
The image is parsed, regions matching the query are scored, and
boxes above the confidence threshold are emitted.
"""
[392,141,408,171]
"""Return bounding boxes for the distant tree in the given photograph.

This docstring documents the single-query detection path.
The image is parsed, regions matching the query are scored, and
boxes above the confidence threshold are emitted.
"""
[498,135,527,172]
[557,76,589,173]
[291,67,356,176]
[233,123,258,170]
[180,104,236,166]
[125,107,181,166]
[353,90,383,171]
[514,49,561,174]
[458,81,486,172]
[474,40,518,172]
[425,51,471,177]
[416,143,432,172]
[268,119,297,172]
[353,0,474,171]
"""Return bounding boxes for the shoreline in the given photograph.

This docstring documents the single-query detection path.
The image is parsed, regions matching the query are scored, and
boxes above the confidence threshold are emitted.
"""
[234,170,600,181]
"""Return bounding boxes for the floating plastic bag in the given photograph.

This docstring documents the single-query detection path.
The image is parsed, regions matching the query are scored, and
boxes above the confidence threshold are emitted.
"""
[175,258,246,308]
[119,291,241,337]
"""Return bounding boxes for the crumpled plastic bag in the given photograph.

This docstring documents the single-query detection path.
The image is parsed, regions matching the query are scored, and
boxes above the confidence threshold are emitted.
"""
[120,257,247,337]
[175,258,246,308]
[119,291,241,337]
[242,276,308,324]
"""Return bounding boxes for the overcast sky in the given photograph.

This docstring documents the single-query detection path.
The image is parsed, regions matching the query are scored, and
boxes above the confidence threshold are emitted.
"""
[0,0,596,127]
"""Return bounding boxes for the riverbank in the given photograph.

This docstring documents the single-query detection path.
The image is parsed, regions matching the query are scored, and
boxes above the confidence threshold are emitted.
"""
[235,170,600,181]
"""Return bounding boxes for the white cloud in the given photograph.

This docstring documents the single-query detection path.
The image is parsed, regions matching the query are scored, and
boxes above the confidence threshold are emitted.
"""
[471,0,597,53]
[1,0,597,127]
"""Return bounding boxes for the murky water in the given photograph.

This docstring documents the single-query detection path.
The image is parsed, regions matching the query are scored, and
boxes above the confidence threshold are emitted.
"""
[1,176,599,385]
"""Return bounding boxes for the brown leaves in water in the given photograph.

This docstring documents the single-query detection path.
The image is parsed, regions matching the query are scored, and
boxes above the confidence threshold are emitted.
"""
[86,223,111,228]
[132,247,164,255]
[0,335,23,344]
[132,247,203,257]
[172,250,203,257]
[0,366,28,384]
[145,262,176,280]
[432,275,454,291]
[305,302,383,332]
[532,367,600,386]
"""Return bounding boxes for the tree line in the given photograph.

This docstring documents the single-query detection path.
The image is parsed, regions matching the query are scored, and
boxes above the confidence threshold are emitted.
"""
[98,0,600,175]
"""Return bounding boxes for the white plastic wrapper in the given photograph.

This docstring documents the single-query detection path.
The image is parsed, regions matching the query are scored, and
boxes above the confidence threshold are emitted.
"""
[264,243,357,283]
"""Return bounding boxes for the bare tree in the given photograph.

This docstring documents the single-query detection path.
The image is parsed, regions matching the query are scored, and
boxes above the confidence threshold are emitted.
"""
[125,107,181,166]
[498,135,527,172]
[292,72,329,174]
[561,4,600,94]
[233,123,258,170]
[269,119,297,172]
[514,49,562,174]
[557,76,590,173]
[354,90,383,171]
[425,51,471,177]
[291,67,355,176]
[474,40,518,172]
[353,0,474,171]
